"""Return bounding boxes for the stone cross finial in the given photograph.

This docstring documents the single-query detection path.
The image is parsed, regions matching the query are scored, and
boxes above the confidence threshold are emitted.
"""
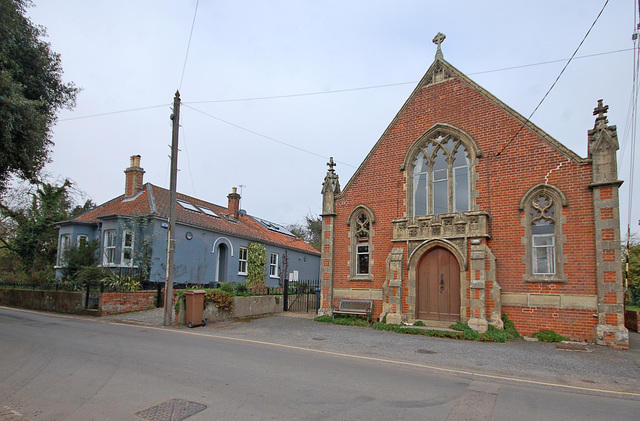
[433,32,446,59]
[593,99,609,128]
[327,157,336,173]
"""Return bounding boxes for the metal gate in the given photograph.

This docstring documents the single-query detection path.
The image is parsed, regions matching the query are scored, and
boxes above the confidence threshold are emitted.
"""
[283,279,320,313]
[84,282,102,310]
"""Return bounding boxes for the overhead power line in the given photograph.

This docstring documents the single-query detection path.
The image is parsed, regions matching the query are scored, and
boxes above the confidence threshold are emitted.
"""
[179,0,200,91]
[186,48,631,105]
[57,47,630,122]
[496,0,610,157]
[182,104,357,168]
[58,104,170,121]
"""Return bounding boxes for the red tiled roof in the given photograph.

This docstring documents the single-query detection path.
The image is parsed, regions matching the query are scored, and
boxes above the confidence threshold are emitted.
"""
[65,184,320,256]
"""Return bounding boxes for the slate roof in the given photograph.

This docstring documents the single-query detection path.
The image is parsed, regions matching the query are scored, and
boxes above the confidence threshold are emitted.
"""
[62,183,320,256]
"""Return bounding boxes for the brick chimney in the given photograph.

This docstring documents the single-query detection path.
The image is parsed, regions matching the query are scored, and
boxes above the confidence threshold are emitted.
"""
[124,155,145,198]
[227,187,241,218]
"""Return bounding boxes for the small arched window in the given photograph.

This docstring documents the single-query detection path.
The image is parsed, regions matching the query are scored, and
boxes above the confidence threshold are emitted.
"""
[531,194,555,274]
[409,132,472,217]
[355,213,371,275]
[349,206,374,279]
[520,184,567,283]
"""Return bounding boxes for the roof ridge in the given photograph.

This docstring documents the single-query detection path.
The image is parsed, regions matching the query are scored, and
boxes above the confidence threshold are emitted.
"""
[149,183,229,213]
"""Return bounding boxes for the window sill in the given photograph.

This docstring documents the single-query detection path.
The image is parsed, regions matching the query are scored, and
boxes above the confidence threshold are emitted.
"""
[269,275,279,279]
[524,274,567,283]
[349,275,374,282]
[99,264,136,269]
[238,272,247,276]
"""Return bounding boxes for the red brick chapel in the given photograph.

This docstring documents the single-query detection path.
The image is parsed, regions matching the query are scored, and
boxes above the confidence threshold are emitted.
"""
[319,33,628,349]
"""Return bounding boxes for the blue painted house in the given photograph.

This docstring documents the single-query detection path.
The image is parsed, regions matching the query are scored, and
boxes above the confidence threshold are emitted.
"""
[56,155,321,286]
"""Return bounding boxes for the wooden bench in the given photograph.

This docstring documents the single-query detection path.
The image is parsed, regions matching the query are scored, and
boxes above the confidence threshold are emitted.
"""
[332,299,374,323]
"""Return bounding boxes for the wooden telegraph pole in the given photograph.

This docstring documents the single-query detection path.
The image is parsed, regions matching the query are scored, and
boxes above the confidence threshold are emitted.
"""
[163,91,180,326]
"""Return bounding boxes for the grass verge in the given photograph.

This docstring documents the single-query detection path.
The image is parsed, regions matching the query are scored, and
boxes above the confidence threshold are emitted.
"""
[314,313,521,343]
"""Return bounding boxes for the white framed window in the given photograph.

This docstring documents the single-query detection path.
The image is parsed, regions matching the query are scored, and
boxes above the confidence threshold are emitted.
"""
[532,234,555,274]
[58,234,71,266]
[103,230,116,266]
[238,246,248,275]
[530,194,556,275]
[269,253,279,278]
[121,230,134,267]
[76,234,88,248]
[356,244,369,275]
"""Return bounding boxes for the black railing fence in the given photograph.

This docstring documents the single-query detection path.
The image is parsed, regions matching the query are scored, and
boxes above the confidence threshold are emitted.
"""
[0,281,85,292]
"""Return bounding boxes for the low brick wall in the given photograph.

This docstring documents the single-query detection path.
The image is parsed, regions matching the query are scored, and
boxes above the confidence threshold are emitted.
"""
[176,295,283,325]
[99,291,157,316]
[0,288,159,317]
[625,310,639,332]
[0,289,88,315]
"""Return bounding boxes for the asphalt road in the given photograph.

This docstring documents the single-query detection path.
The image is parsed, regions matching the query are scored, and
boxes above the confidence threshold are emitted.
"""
[1,307,640,420]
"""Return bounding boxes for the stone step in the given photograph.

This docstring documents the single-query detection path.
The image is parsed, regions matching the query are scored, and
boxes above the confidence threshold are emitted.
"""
[411,319,457,329]
[400,325,460,333]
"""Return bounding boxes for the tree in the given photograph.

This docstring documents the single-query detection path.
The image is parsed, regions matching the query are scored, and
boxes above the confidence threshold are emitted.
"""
[626,235,640,306]
[120,215,155,282]
[61,239,99,281]
[287,213,322,251]
[0,0,78,194]
[0,179,74,279]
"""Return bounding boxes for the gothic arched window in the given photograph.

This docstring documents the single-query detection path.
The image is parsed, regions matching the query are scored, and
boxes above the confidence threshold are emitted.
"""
[410,132,472,217]
[531,194,555,274]
[520,184,567,283]
[348,206,375,280]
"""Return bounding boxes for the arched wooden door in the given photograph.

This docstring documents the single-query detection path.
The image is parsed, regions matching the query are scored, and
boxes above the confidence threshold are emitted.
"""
[417,247,460,321]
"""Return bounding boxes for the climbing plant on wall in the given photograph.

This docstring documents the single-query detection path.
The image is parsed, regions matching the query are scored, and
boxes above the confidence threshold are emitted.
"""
[246,242,267,290]
[120,215,155,281]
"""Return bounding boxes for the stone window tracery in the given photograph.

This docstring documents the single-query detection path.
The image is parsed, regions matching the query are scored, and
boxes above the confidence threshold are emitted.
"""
[409,133,472,217]
[349,207,374,280]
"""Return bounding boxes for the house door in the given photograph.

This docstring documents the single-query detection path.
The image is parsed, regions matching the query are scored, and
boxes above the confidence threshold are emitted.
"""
[216,243,228,283]
[417,247,460,321]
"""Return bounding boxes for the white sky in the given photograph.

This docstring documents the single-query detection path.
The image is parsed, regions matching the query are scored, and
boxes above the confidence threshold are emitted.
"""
[26,0,639,236]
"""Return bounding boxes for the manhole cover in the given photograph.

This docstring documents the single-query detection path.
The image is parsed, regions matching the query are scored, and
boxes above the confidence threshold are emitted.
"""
[416,349,436,354]
[136,399,207,421]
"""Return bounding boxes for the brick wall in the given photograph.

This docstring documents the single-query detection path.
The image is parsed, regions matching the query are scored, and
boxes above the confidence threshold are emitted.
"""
[99,291,157,316]
[503,306,598,339]
[331,75,599,340]
[0,289,88,315]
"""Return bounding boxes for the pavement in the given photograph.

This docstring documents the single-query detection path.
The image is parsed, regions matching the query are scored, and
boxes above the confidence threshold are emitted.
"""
[102,308,640,394]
